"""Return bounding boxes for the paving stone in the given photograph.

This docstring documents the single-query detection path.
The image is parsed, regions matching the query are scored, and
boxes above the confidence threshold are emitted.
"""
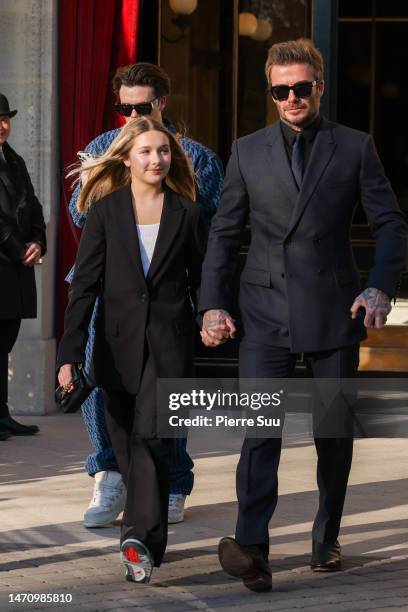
[2,416,408,611]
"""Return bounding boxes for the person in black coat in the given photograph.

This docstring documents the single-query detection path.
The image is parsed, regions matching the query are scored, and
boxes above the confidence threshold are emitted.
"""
[0,94,47,439]
[57,117,207,583]
[199,39,407,592]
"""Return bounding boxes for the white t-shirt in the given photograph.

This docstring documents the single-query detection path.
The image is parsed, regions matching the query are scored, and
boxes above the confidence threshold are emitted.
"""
[136,223,160,277]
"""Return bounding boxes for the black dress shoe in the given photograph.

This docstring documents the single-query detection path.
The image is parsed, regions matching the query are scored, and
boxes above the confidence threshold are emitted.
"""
[311,539,342,572]
[0,427,10,440]
[218,537,272,592]
[0,416,39,436]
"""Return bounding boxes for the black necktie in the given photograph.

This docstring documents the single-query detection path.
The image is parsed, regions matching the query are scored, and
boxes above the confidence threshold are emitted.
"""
[291,132,304,189]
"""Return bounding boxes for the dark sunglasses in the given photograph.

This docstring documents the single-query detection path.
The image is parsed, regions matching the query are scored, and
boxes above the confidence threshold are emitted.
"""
[114,97,159,117]
[269,80,319,101]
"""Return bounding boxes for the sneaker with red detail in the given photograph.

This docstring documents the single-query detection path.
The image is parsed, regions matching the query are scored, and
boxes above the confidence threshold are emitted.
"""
[120,538,154,583]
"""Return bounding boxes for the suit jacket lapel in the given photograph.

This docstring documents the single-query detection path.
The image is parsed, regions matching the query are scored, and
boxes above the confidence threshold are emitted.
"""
[263,123,299,204]
[147,186,185,281]
[284,120,336,239]
[119,185,147,286]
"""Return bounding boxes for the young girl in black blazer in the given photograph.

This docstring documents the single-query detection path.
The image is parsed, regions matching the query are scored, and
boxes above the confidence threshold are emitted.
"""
[57,117,206,583]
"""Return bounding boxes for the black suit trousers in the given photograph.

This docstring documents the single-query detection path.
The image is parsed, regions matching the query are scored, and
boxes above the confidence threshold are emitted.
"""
[0,319,21,415]
[235,341,359,548]
[103,343,172,567]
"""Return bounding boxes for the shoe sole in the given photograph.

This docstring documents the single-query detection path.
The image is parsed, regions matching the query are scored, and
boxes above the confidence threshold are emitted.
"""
[84,513,122,528]
[83,499,125,528]
[311,563,342,572]
[83,521,111,528]
[218,538,254,577]
[218,538,272,592]
[243,573,273,592]
[120,539,153,583]
[168,515,184,524]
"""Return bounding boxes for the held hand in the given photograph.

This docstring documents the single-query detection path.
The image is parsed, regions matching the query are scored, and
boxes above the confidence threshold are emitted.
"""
[350,287,391,329]
[58,364,74,393]
[22,242,41,267]
[201,309,237,347]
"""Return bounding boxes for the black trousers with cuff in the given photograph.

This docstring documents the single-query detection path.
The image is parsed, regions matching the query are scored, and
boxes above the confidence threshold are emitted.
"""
[235,341,359,551]
[103,343,172,567]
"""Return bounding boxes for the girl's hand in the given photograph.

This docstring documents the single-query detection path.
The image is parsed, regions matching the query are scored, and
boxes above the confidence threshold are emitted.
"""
[58,364,74,393]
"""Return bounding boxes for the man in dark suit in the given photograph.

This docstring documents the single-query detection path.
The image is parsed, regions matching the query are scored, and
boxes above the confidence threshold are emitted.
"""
[199,39,407,592]
[0,94,47,439]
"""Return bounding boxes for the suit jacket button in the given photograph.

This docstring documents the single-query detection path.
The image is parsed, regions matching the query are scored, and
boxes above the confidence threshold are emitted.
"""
[317,269,324,275]
[281,273,285,278]
[140,293,147,301]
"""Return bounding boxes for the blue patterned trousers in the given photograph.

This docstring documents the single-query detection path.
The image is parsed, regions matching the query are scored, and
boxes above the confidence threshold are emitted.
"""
[81,387,194,495]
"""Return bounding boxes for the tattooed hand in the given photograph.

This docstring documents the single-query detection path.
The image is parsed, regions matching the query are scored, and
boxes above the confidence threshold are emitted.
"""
[201,309,237,347]
[350,287,391,329]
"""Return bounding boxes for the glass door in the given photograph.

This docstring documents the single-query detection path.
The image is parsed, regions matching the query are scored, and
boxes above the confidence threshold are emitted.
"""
[338,0,408,291]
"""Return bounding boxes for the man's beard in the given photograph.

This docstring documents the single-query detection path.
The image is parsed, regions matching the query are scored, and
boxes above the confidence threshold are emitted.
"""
[284,105,306,121]
[281,106,318,129]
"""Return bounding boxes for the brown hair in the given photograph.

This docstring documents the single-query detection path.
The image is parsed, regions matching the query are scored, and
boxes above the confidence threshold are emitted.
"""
[72,118,196,212]
[265,38,324,84]
[112,62,171,99]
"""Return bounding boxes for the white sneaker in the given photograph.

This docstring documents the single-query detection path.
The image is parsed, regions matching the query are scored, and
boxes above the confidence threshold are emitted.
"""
[83,470,126,528]
[168,493,186,524]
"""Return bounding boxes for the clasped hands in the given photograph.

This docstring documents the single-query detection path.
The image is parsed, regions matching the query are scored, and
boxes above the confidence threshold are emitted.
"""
[201,309,236,348]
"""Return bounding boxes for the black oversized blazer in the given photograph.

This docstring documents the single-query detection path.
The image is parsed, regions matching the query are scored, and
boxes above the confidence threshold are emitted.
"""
[57,185,207,394]
[199,119,407,353]
[0,142,47,319]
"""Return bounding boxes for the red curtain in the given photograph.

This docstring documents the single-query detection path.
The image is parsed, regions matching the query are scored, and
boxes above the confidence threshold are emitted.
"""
[57,0,140,337]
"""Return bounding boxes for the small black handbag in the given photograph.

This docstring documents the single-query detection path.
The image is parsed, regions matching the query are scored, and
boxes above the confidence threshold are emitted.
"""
[55,363,95,413]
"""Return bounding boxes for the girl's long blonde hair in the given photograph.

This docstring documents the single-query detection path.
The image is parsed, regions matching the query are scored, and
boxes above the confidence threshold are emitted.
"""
[72,117,196,213]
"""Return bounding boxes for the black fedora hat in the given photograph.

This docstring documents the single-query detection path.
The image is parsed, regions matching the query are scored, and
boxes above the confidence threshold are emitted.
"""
[0,94,17,118]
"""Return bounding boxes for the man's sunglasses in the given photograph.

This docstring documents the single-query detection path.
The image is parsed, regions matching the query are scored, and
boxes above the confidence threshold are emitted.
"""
[269,80,319,101]
[114,97,159,117]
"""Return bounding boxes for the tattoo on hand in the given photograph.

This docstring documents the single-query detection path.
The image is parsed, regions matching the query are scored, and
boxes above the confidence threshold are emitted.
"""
[204,309,230,331]
[360,288,391,314]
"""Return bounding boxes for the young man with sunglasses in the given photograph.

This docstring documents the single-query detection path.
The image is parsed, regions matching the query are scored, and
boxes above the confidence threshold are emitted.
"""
[199,38,407,592]
[67,62,223,529]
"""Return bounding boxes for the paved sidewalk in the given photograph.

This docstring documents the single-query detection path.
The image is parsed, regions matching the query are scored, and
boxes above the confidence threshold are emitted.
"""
[1,413,408,611]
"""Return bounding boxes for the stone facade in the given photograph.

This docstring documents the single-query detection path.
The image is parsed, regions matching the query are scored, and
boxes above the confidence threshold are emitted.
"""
[0,0,58,414]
